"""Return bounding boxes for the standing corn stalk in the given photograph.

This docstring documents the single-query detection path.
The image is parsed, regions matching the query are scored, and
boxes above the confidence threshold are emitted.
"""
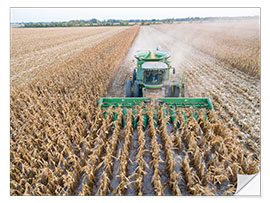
[114,109,133,195]
[98,107,123,195]
[158,106,182,195]
[81,109,113,195]
[135,105,147,195]
[147,104,164,196]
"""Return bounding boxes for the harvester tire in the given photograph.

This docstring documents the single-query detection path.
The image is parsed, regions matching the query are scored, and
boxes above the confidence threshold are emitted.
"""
[133,81,140,97]
[166,86,173,97]
[133,69,137,83]
[174,86,180,97]
[126,80,133,97]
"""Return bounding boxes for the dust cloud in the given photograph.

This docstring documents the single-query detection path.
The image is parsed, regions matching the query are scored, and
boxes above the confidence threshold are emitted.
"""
[107,26,191,97]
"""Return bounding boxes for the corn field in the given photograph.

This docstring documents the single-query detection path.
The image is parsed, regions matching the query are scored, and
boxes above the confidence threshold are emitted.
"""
[10,20,260,196]
[11,26,129,87]
[154,19,260,78]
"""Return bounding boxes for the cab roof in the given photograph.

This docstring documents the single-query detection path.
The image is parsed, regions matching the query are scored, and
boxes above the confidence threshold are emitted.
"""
[135,50,171,61]
[141,62,168,70]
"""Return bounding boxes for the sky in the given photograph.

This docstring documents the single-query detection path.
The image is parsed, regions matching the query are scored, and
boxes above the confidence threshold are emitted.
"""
[10,7,260,23]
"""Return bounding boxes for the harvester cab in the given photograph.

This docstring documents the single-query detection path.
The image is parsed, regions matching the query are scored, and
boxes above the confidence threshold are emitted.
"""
[126,49,185,98]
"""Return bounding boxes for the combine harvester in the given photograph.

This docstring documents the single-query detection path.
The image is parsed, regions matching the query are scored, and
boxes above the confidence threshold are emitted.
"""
[99,48,214,127]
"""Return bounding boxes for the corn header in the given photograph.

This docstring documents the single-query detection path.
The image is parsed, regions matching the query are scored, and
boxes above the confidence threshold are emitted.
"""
[98,97,214,128]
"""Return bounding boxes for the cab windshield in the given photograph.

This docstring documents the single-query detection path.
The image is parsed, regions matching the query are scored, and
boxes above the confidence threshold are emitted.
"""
[144,70,164,85]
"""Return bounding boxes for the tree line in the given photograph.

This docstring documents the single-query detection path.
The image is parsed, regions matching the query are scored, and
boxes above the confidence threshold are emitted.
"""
[21,18,198,28]
[20,16,258,28]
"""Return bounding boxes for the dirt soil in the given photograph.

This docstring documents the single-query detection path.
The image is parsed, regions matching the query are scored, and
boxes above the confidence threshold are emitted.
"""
[108,25,260,139]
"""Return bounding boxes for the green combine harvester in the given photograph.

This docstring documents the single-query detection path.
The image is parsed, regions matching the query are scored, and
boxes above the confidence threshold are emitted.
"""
[98,48,214,127]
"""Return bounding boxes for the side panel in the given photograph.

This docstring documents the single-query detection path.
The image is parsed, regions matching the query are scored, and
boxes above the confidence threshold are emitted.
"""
[163,69,170,81]
[99,97,214,110]
[157,97,214,110]
[98,97,151,107]
[137,68,144,81]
